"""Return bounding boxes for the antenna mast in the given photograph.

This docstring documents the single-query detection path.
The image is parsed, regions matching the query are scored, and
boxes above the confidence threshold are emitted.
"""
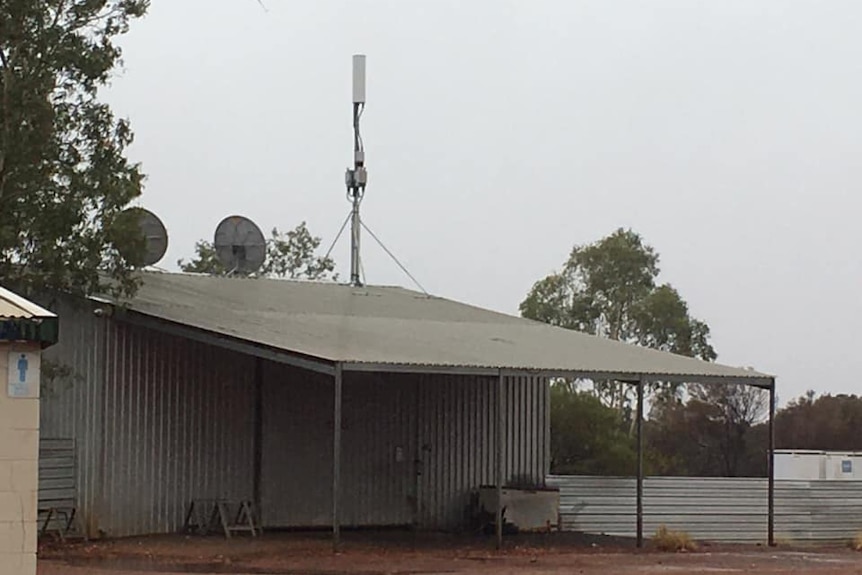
[345,54,367,287]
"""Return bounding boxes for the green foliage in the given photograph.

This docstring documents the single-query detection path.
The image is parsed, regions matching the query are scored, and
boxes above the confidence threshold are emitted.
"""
[177,240,224,275]
[0,0,150,299]
[40,357,80,398]
[178,221,336,281]
[521,228,716,408]
[520,228,658,337]
[692,383,768,474]
[261,222,336,280]
[550,383,638,475]
[552,384,862,478]
[646,384,768,477]
[776,393,862,451]
[646,390,862,477]
[635,286,715,361]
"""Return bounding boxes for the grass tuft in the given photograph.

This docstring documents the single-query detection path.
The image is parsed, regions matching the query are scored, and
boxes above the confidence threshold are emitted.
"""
[652,525,697,552]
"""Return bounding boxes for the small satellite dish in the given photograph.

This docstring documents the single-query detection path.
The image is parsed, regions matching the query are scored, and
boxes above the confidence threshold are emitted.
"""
[117,207,169,267]
[214,215,266,275]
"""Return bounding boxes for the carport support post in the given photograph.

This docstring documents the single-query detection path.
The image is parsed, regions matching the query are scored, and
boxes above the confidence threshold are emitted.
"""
[768,378,776,547]
[495,370,504,550]
[253,358,264,519]
[333,363,343,552]
[636,377,645,549]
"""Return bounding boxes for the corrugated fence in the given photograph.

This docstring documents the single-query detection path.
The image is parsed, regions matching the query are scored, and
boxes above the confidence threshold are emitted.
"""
[548,475,862,542]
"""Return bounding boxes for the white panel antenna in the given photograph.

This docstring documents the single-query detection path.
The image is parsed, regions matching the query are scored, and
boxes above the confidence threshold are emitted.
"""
[353,55,366,104]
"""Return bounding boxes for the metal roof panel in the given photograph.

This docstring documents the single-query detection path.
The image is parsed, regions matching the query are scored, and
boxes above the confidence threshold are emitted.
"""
[116,272,773,384]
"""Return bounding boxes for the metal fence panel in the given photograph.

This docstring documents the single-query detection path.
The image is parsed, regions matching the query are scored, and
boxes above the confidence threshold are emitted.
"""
[548,475,862,542]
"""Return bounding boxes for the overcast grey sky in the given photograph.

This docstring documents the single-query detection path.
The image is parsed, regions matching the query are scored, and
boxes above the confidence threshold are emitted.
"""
[105,1,862,402]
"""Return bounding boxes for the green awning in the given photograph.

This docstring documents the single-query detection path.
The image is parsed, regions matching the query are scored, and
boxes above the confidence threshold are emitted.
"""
[0,317,59,347]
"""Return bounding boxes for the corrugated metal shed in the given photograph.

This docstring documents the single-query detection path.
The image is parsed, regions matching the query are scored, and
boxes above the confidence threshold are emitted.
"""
[0,286,56,319]
[110,272,771,384]
[42,297,552,537]
[40,272,774,540]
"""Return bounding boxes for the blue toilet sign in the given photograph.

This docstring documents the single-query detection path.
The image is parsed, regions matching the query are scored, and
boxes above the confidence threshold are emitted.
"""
[6,351,39,398]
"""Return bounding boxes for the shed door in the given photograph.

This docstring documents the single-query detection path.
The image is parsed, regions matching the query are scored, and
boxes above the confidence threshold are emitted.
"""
[260,365,334,527]
[260,366,416,528]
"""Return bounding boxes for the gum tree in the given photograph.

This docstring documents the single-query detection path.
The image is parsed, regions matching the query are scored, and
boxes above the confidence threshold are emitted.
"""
[0,0,150,298]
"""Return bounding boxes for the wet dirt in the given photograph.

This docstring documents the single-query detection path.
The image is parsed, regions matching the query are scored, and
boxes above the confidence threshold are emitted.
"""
[37,531,862,575]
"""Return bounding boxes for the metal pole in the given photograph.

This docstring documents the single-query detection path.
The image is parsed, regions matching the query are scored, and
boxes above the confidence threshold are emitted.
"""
[347,91,366,288]
[495,371,504,550]
[413,378,422,531]
[252,358,263,519]
[636,377,645,549]
[768,379,776,547]
[350,196,361,286]
[332,364,343,552]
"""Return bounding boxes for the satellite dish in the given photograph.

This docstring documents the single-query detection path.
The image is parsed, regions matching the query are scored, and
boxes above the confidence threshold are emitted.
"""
[117,207,169,267]
[214,215,266,275]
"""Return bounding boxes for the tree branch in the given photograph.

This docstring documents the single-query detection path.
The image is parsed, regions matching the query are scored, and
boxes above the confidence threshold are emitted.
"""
[0,48,11,198]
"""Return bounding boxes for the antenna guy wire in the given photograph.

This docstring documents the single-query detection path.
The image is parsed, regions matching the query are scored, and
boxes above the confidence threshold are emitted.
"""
[360,220,429,295]
[324,211,353,262]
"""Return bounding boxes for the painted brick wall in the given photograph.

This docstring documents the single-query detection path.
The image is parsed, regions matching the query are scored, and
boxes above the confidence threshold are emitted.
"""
[0,344,40,575]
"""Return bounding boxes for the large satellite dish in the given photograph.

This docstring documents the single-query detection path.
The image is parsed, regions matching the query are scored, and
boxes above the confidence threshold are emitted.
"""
[117,207,169,267]
[214,215,266,275]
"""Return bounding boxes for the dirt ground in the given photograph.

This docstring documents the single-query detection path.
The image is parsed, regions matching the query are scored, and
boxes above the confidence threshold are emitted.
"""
[37,531,862,575]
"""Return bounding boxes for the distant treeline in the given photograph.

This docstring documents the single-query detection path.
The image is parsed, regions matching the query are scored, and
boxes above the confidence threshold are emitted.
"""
[551,387,862,478]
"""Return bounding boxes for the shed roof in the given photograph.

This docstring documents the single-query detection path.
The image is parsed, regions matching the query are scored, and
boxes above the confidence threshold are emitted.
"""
[116,272,772,385]
[0,286,56,320]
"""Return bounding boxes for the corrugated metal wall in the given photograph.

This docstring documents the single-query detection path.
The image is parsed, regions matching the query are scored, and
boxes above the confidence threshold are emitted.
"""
[42,300,256,537]
[260,362,334,527]
[261,369,550,530]
[98,321,256,536]
[416,374,549,528]
[260,368,418,528]
[342,373,418,527]
[42,298,550,535]
[39,298,108,536]
[548,475,862,542]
